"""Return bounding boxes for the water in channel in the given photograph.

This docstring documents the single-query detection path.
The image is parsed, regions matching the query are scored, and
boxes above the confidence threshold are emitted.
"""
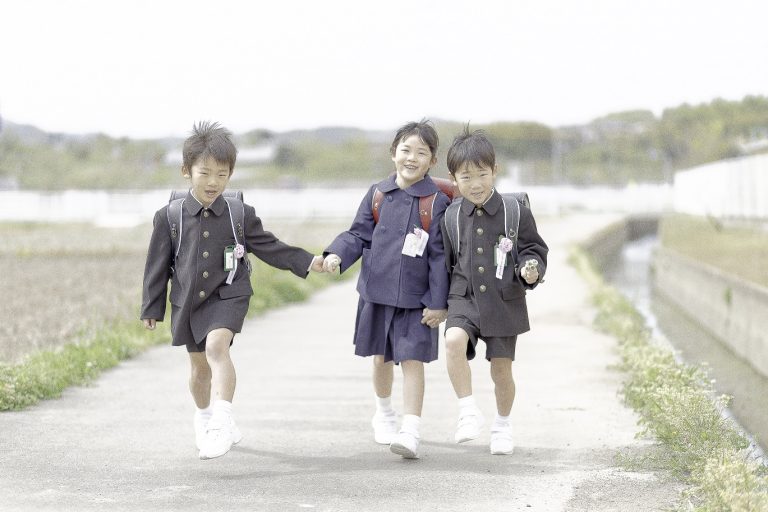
[603,233,768,455]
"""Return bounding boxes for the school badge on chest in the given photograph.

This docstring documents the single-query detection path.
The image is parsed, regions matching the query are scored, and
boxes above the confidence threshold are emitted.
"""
[224,244,246,284]
[495,236,514,279]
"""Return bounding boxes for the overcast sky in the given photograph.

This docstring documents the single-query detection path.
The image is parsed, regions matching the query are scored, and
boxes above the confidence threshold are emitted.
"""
[2,0,767,138]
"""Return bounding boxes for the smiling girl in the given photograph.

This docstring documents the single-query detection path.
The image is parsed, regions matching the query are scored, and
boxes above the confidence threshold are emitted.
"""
[322,120,450,459]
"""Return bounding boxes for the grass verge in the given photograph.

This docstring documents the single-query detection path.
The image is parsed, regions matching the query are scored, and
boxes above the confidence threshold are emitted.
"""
[569,246,768,511]
[0,320,166,411]
[0,253,355,412]
[659,214,768,288]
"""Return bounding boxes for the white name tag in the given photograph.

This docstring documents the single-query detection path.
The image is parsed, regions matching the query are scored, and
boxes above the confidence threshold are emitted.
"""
[495,247,506,279]
[402,228,429,257]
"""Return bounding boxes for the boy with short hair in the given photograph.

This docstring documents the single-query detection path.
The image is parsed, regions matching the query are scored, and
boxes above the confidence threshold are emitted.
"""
[141,121,324,460]
[441,127,548,455]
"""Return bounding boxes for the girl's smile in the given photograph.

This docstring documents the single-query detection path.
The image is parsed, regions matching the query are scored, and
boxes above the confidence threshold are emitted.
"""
[392,134,437,189]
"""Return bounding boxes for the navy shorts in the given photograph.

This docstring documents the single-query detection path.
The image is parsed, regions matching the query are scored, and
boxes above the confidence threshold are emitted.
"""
[445,314,517,361]
[185,330,235,353]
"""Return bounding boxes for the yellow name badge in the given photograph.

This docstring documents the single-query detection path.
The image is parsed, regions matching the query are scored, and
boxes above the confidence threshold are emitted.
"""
[224,245,235,271]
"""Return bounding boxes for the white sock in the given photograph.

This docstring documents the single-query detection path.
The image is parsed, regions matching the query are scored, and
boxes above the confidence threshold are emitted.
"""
[400,414,421,437]
[375,395,394,415]
[493,413,511,429]
[210,399,233,424]
[195,405,212,419]
[458,395,478,416]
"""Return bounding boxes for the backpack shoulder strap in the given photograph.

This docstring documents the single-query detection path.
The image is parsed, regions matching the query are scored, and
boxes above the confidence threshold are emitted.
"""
[444,199,462,259]
[223,189,243,202]
[222,190,246,244]
[372,188,384,224]
[500,194,522,241]
[500,193,523,268]
[509,191,530,209]
[223,196,251,274]
[167,197,185,262]
[418,193,437,231]
[223,197,246,245]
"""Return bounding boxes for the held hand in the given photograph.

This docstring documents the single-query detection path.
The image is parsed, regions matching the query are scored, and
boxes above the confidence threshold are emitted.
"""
[323,254,341,273]
[521,259,539,284]
[310,255,326,273]
[143,319,156,330]
[421,308,448,328]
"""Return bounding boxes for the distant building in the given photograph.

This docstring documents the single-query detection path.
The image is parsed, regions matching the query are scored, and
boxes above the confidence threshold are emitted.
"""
[164,145,276,166]
[0,176,20,190]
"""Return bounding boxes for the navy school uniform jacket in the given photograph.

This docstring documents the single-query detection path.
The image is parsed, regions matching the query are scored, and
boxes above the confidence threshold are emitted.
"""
[141,191,314,343]
[441,189,549,337]
[325,174,451,311]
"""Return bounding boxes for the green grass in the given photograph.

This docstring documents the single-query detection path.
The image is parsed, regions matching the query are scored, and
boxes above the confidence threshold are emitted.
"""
[246,255,355,315]
[660,214,768,288]
[570,247,768,511]
[0,250,356,411]
[0,320,167,410]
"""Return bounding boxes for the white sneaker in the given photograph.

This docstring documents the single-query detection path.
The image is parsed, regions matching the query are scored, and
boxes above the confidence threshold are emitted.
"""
[389,430,420,459]
[199,416,241,460]
[371,411,398,445]
[230,418,243,446]
[194,412,211,451]
[490,424,514,455]
[455,408,485,443]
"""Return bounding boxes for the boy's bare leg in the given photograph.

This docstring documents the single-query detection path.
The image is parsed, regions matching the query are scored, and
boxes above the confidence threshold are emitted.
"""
[489,357,515,455]
[445,327,472,398]
[400,360,424,416]
[490,357,515,416]
[205,328,236,403]
[198,328,240,459]
[188,352,212,408]
[372,355,394,398]
[446,327,484,443]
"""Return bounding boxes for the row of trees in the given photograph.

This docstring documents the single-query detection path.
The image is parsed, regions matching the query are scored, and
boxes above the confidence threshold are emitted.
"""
[1,95,767,189]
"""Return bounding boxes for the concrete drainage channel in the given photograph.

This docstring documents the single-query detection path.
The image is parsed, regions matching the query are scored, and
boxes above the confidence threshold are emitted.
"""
[591,216,768,456]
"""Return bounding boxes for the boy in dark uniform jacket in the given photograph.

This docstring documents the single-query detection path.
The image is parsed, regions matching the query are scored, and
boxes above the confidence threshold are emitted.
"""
[441,127,548,455]
[141,122,324,460]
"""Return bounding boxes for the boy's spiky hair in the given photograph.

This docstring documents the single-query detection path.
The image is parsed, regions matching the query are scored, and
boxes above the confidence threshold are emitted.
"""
[446,124,496,175]
[182,121,238,172]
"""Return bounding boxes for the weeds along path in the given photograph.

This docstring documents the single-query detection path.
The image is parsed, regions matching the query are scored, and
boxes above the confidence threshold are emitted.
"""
[0,214,683,512]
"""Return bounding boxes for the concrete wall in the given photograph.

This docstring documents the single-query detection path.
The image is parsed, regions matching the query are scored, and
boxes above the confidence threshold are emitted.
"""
[653,247,768,379]
[0,184,673,228]
[674,153,768,220]
[580,215,659,272]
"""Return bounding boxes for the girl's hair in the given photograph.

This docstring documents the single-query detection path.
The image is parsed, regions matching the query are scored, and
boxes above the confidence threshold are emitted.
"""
[389,119,439,157]
[182,121,238,172]
[446,125,496,175]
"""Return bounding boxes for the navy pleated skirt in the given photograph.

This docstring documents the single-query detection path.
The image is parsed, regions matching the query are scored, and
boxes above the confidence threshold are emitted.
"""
[352,297,438,364]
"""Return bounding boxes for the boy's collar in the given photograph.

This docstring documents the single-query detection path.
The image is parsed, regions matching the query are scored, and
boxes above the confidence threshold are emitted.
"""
[460,189,501,215]
[376,174,439,197]
[185,190,228,216]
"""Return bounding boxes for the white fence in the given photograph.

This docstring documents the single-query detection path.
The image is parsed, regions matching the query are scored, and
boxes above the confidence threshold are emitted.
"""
[0,188,368,227]
[674,153,768,219]
[0,182,674,227]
